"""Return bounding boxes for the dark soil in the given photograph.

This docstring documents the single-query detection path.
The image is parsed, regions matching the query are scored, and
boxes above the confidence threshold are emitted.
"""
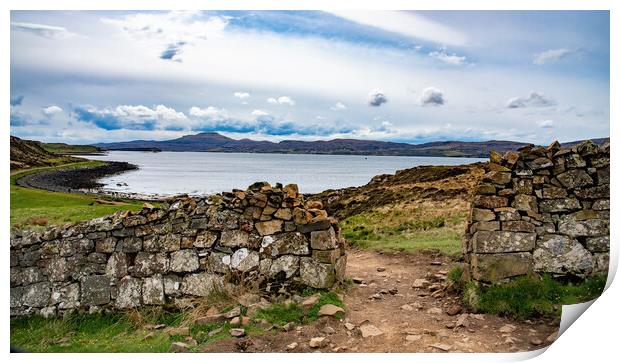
[16,162,138,194]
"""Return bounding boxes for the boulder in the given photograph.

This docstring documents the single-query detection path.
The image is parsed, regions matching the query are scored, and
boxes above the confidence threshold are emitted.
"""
[533,234,594,275]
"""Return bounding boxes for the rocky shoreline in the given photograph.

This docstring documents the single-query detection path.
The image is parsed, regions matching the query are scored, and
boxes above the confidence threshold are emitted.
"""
[16,161,139,195]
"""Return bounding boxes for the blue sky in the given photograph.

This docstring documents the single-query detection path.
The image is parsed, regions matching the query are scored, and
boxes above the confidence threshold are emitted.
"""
[10,10,610,144]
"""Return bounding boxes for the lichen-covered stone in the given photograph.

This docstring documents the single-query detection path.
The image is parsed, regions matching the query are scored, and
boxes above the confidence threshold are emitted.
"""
[255,220,284,236]
[482,171,511,185]
[106,253,129,278]
[220,229,249,248]
[22,282,52,307]
[501,221,535,233]
[194,231,218,248]
[539,198,581,213]
[170,250,200,273]
[472,231,536,253]
[310,228,338,250]
[133,252,169,276]
[533,235,594,275]
[260,232,310,256]
[269,255,300,278]
[556,169,593,189]
[585,236,609,253]
[81,275,110,305]
[142,274,165,305]
[473,195,508,209]
[116,276,142,309]
[300,258,335,288]
[181,273,224,296]
[231,248,259,272]
[558,218,608,238]
[206,252,231,273]
[512,194,538,212]
[471,253,533,282]
[471,208,495,222]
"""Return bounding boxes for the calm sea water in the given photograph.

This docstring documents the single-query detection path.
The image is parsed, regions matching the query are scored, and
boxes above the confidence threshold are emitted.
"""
[88,151,484,196]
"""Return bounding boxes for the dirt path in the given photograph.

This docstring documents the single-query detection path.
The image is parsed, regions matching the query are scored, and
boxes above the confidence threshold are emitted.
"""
[203,249,560,353]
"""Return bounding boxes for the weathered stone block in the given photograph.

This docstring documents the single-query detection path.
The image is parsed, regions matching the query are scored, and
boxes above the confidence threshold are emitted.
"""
[96,237,117,253]
[473,195,508,209]
[471,253,532,282]
[170,250,200,273]
[585,236,610,253]
[22,282,51,308]
[539,198,581,213]
[106,252,129,278]
[310,228,338,250]
[482,171,511,185]
[260,232,310,256]
[495,207,520,221]
[556,169,593,189]
[573,185,609,199]
[194,231,218,248]
[472,231,536,253]
[133,252,169,276]
[312,249,341,264]
[255,220,284,236]
[81,275,111,305]
[541,186,567,199]
[269,255,300,278]
[116,276,142,309]
[298,219,332,233]
[206,252,231,273]
[300,257,335,289]
[558,218,609,238]
[533,234,594,275]
[513,178,533,194]
[230,248,259,272]
[593,253,609,274]
[592,199,610,210]
[181,273,224,296]
[142,274,165,305]
[46,258,70,282]
[53,283,80,309]
[471,221,500,232]
[220,229,249,248]
[502,221,535,233]
[512,194,538,212]
[471,208,495,222]
[475,183,496,195]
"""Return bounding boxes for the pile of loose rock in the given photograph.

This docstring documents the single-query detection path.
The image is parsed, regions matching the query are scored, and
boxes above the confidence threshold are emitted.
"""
[463,140,609,282]
[10,182,347,317]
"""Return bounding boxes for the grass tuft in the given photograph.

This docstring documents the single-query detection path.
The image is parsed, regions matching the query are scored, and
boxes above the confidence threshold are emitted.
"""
[470,273,606,319]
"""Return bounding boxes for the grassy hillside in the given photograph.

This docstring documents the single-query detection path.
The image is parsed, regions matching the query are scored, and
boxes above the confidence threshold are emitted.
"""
[41,142,103,155]
[11,162,144,230]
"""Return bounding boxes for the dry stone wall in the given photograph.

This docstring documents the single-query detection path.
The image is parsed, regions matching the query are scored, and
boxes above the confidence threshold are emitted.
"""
[10,182,346,317]
[463,140,610,282]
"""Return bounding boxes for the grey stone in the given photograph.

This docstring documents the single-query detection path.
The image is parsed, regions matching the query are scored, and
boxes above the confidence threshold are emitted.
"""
[269,255,300,278]
[163,274,183,296]
[143,275,165,305]
[220,229,249,248]
[206,252,231,273]
[106,253,129,278]
[194,231,218,248]
[585,236,610,253]
[593,253,609,274]
[22,282,51,307]
[501,221,535,233]
[542,187,568,199]
[533,234,594,275]
[260,232,310,256]
[512,194,538,212]
[230,248,259,272]
[557,169,594,189]
[133,252,169,276]
[471,252,533,282]
[54,283,80,309]
[483,171,511,185]
[300,257,335,288]
[574,185,609,199]
[96,237,117,253]
[472,231,536,253]
[539,198,581,213]
[116,276,142,309]
[297,219,331,233]
[592,199,610,210]
[81,275,111,305]
[558,218,609,238]
[310,228,338,250]
[170,250,200,273]
[181,273,224,296]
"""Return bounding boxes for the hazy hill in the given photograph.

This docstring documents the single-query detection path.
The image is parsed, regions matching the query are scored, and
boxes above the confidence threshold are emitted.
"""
[92,132,609,158]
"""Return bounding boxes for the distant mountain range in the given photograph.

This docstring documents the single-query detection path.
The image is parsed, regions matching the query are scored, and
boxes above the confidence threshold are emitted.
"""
[91,132,610,158]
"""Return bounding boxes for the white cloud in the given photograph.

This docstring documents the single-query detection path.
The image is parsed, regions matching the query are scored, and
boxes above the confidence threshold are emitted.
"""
[267,96,296,106]
[234,91,250,99]
[419,87,445,106]
[537,120,554,128]
[506,92,556,108]
[251,109,269,116]
[367,90,387,107]
[189,106,226,119]
[428,47,467,65]
[330,102,347,111]
[11,22,74,39]
[533,48,577,65]
[326,11,468,46]
[42,105,63,116]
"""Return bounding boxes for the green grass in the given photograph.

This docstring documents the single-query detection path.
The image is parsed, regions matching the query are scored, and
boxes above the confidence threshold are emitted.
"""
[41,143,102,155]
[341,207,467,256]
[468,273,607,319]
[11,292,346,352]
[11,161,145,229]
